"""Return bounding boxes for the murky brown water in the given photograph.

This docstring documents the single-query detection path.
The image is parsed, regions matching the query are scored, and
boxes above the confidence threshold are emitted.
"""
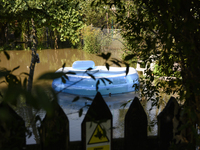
[0,48,123,81]
[0,48,167,144]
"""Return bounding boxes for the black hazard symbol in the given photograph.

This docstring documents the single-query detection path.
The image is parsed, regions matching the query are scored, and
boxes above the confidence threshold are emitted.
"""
[88,124,109,144]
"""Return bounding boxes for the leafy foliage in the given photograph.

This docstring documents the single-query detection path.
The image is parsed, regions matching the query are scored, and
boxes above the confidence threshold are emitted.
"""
[79,0,118,28]
[1,0,200,147]
[102,0,200,147]
[0,0,84,47]
[0,67,55,114]
[81,26,101,53]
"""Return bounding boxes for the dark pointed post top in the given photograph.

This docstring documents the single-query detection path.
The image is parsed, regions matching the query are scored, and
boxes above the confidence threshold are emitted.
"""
[39,100,69,150]
[82,92,112,150]
[83,92,112,122]
[157,96,179,150]
[124,97,147,150]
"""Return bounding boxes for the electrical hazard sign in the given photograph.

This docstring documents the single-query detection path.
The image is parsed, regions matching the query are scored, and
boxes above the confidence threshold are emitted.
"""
[86,120,111,150]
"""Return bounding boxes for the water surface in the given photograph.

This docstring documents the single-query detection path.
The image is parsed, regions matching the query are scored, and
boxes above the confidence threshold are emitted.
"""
[0,48,123,80]
[0,48,167,144]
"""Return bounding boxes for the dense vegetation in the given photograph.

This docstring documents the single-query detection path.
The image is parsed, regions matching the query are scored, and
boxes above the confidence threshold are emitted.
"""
[0,0,118,51]
[112,0,200,148]
[0,0,200,149]
[0,0,84,50]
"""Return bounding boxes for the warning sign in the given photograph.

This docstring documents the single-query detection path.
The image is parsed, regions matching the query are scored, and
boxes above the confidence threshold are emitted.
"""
[86,120,111,150]
[88,124,109,144]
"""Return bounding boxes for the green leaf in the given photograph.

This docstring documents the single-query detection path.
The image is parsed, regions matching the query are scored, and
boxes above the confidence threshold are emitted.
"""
[0,81,6,85]
[79,108,83,117]
[98,52,111,61]
[120,103,127,108]
[124,54,135,61]
[62,63,66,69]
[105,63,109,70]
[63,74,69,80]
[97,53,106,59]
[102,78,112,84]
[132,83,139,90]
[35,115,42,124]
[72,96,80,102]
[61,77,66,83]
[37,72,65,80]
[148,126,152,132]
[120,99,132,108]
[96,79,100,91]
[100,78,106,86]
[0,92,3,98]
[75,2,79,8]
[91,1,95,7]
[86,67,93,71]
[20,72,30,76]
[0,69,11,79]
[12,66,20,72]
[5,74,20,85]
[65,71,76,75]
[110,60,121,67]
[4,50,10,60]
[101,25,105,30]
[23,77,27,90]
[105,52,111,60]
[82,97,93,101]
[125,63,129,76]
[42,18,46,23]
[87,73,96,80]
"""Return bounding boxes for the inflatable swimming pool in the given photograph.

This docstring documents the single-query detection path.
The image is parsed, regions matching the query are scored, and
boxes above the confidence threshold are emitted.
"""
[52,60,139,96]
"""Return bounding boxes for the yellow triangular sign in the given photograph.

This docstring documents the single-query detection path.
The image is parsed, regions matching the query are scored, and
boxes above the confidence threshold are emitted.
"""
[88,124,109,144]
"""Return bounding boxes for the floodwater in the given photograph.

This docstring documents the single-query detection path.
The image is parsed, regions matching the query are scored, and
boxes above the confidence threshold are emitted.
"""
[0,48,123,81]
[0,48,168,144]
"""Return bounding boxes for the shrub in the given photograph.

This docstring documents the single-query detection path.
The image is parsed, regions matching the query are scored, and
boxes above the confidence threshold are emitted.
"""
[81,26,101,54]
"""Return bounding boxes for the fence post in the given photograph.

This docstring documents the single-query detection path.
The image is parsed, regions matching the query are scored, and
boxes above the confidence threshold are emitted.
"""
[124,97,147,150]
[0,102,26,150]
[39,100,69,150]
[157,96,179,150]
[82,92,112,150]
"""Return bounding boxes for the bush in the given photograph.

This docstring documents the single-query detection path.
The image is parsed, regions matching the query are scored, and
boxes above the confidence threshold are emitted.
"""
[81,26,101,54]
[153,64,181,78]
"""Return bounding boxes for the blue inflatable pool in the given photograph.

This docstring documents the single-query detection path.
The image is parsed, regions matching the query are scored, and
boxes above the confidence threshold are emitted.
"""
[52,60,139,96]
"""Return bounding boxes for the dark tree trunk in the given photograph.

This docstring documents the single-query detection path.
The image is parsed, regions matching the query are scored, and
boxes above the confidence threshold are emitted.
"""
[27,18,38,92]
[49,29,54,49]
[5,23,8,44]
[25,20,31,49]
[27,18,40,144]
[46,27,49,48]
[0,23,7,45]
